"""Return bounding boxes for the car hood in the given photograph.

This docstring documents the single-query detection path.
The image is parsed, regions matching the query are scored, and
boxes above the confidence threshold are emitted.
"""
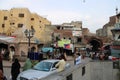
[18,69,55,79]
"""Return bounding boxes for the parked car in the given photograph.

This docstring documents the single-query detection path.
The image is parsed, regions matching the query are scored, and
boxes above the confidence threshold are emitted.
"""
[17,59,70,80]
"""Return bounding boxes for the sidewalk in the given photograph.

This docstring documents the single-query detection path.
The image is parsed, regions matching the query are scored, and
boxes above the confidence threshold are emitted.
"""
[3,60,25,68]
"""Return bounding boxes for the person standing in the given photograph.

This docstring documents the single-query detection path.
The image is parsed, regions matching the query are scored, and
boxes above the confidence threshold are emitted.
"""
[22,58,32,71]
[55,59,66,72]
[11,58,21,80]
[9,50,15,62]
[74,53,81,65]
[55,53,66,72]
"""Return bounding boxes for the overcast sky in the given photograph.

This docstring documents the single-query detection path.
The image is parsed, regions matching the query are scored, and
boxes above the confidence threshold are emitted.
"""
[0,0,120,33]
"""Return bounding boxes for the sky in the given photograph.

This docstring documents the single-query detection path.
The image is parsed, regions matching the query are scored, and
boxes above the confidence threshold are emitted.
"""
[0,0,120,33]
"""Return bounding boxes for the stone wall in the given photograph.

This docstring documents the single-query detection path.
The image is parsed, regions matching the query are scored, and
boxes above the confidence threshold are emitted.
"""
[41,60,119,80]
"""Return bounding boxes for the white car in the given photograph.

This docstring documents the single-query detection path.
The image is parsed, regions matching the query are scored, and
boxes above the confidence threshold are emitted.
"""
[17,59,70,80]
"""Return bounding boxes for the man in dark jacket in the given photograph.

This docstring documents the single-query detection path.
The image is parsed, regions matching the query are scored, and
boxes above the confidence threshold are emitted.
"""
[11,58,21,80]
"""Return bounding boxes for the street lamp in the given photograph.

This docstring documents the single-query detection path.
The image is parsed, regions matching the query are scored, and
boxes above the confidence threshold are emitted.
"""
[24,29,35,57]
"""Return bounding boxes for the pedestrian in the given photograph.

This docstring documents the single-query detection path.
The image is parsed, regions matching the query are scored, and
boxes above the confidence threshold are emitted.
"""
[55,58,66,72]
[55,53,66,72]
[74,53,81,65]
[23,58,32,71]
[11,58,21,80]
[9,50,15,62]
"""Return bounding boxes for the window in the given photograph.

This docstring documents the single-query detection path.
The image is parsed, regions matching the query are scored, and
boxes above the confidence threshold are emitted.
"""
[66,74,72,80]
[4,16,7,20]
[2,24,5,28]
[69,38,71,40]
[52,62,58,68]
[82,66,85,76]
[31,18,34,21]
[62,27,64,30]
[19,13,24,17]
[56,36,60,41]
[63,37,66,39]
[18,24,23,28]
[77,37,82,42]
[118,35,120,39]
[113,61,119,69]
[57,26,60,30]
[10,23,15,25]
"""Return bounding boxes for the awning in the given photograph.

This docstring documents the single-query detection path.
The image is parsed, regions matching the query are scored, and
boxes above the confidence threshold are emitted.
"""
[41,47,53,53]
[0,36,16,44]
[0,39,9,44]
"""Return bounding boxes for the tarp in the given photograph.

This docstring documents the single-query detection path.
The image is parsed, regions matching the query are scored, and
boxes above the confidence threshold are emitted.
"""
[41,47,53,53]
[58,39,71,47]
[0,36,15,43]
[57,39,72,50]
[22,58,32,71]
[64,44,71,49]
[58,40,64,47]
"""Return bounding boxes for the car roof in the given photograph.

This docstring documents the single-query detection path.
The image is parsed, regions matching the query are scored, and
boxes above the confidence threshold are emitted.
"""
[41,59,60,63]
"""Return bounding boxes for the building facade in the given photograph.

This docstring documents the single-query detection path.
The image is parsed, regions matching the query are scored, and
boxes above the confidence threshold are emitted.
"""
[0,8,51,59]
[48,21,85,54]
[96,15,117,39]
[111,13,120,58]
[0,8,51,42]
[96,28,103,37]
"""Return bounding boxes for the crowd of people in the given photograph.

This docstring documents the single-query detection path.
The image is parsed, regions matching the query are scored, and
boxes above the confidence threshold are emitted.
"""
[85,43,114,60]
[0,44,114,80]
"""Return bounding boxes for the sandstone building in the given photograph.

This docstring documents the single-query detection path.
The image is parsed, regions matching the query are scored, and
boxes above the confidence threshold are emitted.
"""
[0,8,51,43]
[0,8,51,59]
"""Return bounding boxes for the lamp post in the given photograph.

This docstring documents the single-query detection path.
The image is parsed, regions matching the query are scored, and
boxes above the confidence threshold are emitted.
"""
[24,29,35,57]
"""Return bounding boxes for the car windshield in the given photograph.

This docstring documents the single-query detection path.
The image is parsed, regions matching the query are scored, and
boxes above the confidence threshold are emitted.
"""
[33,61,53,71]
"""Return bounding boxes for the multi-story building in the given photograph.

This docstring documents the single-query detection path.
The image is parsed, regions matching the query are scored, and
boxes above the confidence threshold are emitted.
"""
[0,8,51,43]
[48,21,84,54]
[53,21,83,43]
[96,15,117,39]
[0,8,51,59]
[111,12,120,58]
[96,28,103,37]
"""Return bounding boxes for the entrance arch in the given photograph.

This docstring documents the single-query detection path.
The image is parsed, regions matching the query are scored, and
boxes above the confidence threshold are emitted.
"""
[9,46,15,51]
[0,42,9,58]
[0,43,8,49]
[88,37,103,52]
